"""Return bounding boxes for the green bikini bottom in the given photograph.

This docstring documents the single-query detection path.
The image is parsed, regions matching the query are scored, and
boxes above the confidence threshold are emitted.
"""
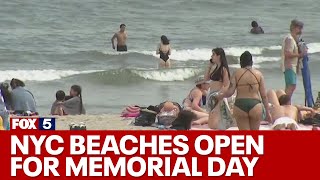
[234,98,261,113]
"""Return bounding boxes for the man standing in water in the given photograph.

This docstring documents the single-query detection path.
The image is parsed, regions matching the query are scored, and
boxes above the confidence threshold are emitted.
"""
[281,19,306,103]
[111,24,127,52]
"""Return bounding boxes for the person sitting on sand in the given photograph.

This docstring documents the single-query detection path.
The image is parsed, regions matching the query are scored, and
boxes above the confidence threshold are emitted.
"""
[51,90,66,116]
[156,35,172,68]
[267,89,316,130]
[215,51,271,130]
[250,21,264,34]
[60,85,86,115]
[10,78,37,113]
[0,83,12,110]
[183,75,210,125]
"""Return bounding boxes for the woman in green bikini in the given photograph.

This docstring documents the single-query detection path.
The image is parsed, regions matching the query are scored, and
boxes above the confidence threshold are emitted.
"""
[216,51,271,130]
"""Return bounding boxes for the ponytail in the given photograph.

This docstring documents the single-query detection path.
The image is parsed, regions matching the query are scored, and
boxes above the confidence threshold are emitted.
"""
[71,85,83,115]
[79,92,83,115]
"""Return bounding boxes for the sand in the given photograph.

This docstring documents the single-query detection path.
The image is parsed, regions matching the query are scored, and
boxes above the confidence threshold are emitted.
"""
[55,114,157,130]
[54,114,315,130]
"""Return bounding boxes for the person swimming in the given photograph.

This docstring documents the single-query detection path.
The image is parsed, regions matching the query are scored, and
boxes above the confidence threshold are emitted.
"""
[250,21,264,34]
[156,35,172,68]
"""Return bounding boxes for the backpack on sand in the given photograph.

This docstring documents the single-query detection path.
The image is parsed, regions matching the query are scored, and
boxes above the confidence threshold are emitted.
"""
[134,106,158,127]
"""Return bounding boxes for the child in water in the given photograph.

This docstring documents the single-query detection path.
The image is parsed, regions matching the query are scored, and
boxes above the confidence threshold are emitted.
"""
[51,90,66,116]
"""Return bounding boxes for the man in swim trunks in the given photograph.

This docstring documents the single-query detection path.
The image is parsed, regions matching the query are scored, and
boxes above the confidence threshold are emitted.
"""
[267,89,315,130]
[281,20,306,103]
[111,24,127,52]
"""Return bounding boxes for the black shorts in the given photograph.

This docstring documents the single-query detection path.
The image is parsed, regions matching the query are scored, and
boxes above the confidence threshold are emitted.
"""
[117,45,127,52]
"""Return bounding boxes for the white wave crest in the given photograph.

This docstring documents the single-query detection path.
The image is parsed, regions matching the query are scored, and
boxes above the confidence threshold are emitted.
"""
[0,69,103,82]
[131,68,202,81]
[139,45,289,61]
[253,57,280,63]
[307,43,320,54]
[102,43,319,63]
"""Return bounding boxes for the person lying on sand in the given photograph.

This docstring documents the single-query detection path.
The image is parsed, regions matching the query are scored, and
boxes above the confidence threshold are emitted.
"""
[157,101,197,130]
[170,110,197,130]
[156,101,182,127]
[267,89,316,130]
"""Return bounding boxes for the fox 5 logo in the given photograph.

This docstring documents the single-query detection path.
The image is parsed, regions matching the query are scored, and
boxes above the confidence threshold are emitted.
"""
[11,117,56,130]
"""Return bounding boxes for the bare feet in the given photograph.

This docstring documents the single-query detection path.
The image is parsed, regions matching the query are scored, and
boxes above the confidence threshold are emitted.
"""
[273,123,286,130]
[286,123,297,130]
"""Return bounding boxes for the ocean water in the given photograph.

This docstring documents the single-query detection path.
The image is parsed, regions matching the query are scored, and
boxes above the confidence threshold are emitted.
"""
[0,0,319,114]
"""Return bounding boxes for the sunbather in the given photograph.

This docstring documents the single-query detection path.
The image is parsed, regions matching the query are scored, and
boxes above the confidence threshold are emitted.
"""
[267,89,316,130]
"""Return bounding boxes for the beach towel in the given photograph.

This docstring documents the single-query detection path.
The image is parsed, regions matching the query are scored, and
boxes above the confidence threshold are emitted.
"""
[207,90,235,130]
[63,96,86,115]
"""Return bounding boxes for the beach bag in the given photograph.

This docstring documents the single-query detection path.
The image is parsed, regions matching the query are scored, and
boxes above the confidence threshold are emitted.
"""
[134,109,157,127]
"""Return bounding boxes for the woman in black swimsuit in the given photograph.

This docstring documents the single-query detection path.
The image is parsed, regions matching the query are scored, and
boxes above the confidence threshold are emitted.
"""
[216,51,271,130]
[204,48,233,129]
[156,35,171,68]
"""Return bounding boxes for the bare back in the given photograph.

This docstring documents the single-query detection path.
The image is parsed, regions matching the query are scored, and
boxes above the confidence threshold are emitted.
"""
[234,68,262,99]
[159,43,170,54]
[271,105,299,121]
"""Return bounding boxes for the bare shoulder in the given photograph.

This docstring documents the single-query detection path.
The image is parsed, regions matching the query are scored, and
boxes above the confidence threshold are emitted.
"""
[192,88,201,94]
[290,105,299,112]
[254,68,262,74]
[284,37,292,44]
[233,68,243,76]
